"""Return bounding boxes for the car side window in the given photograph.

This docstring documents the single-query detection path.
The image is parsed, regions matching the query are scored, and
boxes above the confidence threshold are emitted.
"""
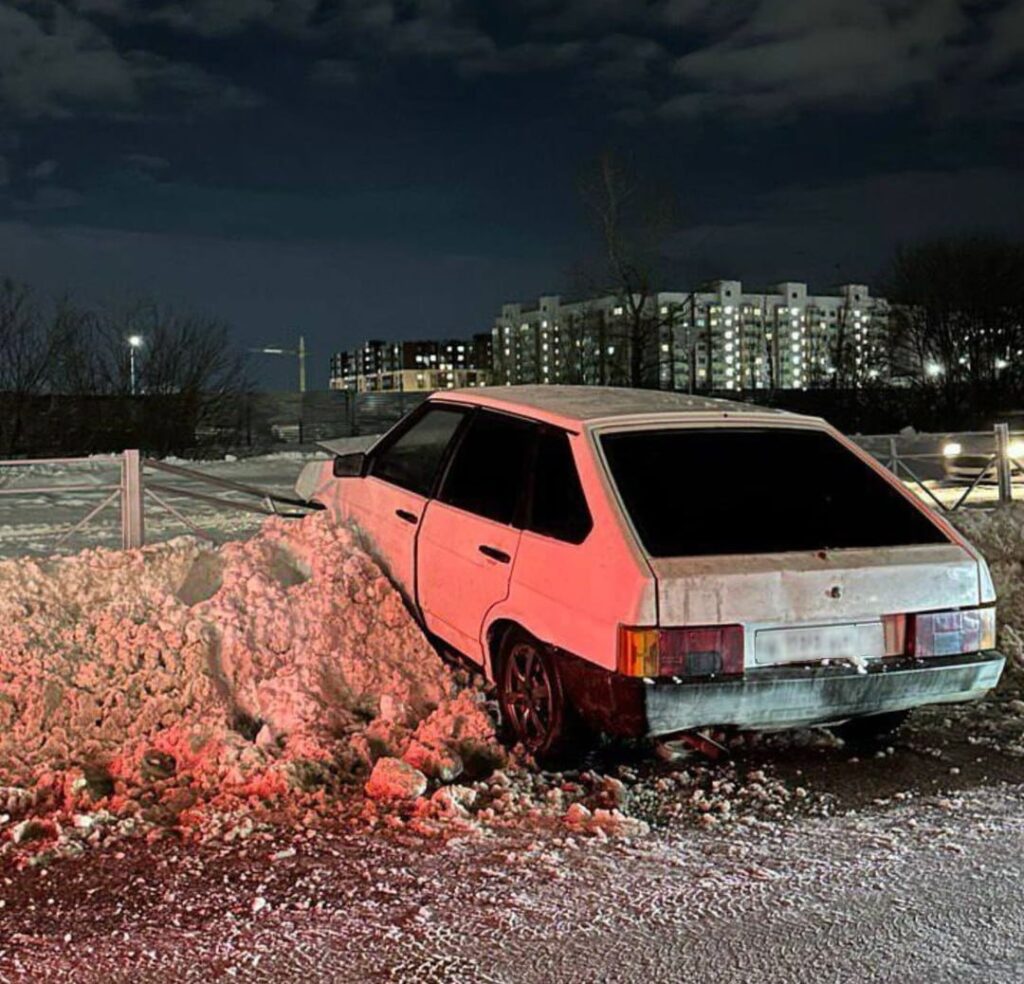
[368,406,466,496]
[438,411,536,524]
[527,429,593,544]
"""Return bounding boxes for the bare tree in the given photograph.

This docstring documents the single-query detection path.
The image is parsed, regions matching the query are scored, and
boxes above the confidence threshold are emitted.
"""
[0,279,66,454]
[885,235,1024,395]
[576,151,682,388]
[92,300,252,453]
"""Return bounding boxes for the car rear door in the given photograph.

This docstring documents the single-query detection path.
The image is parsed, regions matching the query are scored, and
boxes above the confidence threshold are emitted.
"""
[416,409,538,663]
[348,403,468,599]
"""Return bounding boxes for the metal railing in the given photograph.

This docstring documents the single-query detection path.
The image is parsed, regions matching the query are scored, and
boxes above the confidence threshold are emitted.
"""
[0,449,323,551]
[855,422,1022,513]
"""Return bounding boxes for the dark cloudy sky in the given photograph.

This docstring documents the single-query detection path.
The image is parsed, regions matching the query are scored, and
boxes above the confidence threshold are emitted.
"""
[1,1,1022,388]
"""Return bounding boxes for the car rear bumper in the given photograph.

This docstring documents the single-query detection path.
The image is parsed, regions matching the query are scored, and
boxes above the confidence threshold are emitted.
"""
[641,651,1005,735]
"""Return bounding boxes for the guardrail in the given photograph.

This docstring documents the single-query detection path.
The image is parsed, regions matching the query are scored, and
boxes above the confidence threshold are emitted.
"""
[0,449,323,551]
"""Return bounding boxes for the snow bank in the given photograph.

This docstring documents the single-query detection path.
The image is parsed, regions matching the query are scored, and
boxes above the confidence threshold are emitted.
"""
[953,505,1024,672]
[0,513,500,827]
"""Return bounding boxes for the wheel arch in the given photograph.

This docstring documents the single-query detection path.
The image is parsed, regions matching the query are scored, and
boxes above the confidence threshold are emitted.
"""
[484,618,522,683]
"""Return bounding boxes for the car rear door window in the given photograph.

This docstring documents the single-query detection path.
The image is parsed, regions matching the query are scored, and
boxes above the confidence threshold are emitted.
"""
[600,427,949,557]
[527,429,592,544]
[438,411,536,524]
[369,405,466,497]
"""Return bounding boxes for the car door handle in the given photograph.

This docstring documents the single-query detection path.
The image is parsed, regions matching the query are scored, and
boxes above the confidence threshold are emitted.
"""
[395,509,418,525]
[479,544,511,564]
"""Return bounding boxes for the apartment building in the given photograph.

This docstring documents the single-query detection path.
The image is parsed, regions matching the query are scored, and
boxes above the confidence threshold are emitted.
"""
[492,281,890,390]
[329,334,492,392]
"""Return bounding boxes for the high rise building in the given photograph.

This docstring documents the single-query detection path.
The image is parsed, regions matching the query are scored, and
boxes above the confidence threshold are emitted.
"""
[492,281,890,391]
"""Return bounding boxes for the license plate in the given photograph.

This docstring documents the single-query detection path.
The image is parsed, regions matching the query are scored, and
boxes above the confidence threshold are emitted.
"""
[754,622,885,666]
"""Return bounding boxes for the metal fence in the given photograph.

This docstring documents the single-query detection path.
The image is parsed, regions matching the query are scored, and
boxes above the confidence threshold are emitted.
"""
[0,449,322,551]
[854,422,1022,513]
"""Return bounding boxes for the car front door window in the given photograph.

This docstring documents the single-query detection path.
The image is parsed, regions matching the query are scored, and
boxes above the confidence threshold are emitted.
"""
[369,406,466,496]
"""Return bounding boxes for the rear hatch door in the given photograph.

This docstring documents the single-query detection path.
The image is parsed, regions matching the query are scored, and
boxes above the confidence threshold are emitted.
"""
[649,544,980,665]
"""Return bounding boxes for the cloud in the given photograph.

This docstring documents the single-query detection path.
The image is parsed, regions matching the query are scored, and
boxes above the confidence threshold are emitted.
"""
[124,153,171,171]
[11,185,85,211]
[459,40,585,76]
[75,0,320,38]
[28,159,59,180]
[310,59,359,87]
[666,164,1024,285]
[0,3,137,118]
[127,51,265,112]
[0,2,265,119]
[663,0,972,117]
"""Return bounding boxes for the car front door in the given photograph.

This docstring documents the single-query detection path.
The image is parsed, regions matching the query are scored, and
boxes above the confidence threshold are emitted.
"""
[416,410,538,663]
[345,403,467,600]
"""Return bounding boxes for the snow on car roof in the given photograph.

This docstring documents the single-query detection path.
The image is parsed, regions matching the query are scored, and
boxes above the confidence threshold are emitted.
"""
[434,385,797,429]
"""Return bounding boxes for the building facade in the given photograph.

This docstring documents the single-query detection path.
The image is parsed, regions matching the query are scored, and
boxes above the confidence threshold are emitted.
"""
[329,334,492,392]
[492,281,890,391]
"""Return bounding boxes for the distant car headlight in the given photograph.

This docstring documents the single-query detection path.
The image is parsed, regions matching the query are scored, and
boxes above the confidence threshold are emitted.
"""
[942,442,962,457]
[1008,439,1024,460]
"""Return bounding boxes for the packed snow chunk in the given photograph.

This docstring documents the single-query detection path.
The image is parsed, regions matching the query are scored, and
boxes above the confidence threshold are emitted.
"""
[0,512,499,812]
[365,758,428,801]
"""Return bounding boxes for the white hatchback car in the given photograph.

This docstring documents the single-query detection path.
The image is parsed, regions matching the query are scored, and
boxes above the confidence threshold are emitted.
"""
[298,386,1004,758]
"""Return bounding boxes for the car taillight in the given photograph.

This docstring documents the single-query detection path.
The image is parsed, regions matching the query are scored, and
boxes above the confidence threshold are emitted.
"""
[617,625,744,678]
[908,606,996,658]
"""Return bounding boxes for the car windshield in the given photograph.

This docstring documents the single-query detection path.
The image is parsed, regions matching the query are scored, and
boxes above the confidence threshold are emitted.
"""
[599,427,949,558]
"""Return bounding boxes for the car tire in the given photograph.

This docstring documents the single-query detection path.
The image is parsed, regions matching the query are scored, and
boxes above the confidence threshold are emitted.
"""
[496,627,587,766]
[831,709,910,747]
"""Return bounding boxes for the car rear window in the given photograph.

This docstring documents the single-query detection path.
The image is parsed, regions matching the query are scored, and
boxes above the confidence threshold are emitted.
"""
[599,427,949,557]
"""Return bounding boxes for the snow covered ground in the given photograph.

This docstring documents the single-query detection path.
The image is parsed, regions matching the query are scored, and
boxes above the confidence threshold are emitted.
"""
[1,772,1023,981]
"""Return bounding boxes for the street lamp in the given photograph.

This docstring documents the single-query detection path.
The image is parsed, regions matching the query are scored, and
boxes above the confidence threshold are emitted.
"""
[128,335,144,395]
[248,334,307,393]
[924,360,943,379]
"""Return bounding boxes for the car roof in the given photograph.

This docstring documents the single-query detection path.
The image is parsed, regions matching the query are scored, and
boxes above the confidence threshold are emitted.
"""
[432,385,805,431]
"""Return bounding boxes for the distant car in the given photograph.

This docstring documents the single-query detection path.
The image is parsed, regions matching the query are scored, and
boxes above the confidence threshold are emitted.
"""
[298,386,1004,759]
[942,436,1024,483]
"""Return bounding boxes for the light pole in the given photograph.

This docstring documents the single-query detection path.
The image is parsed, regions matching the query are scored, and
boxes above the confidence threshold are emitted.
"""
[128,335,144,395]
[249,335,307,392]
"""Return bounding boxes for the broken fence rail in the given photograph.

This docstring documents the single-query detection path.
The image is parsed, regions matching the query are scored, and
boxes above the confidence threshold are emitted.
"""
[0,449,323,550]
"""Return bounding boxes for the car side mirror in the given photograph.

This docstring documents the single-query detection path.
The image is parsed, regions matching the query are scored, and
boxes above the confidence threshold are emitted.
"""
[333,451,366,477]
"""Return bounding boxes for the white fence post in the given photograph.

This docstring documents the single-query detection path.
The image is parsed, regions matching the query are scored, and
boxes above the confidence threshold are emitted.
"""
[121,449,145,549]
[995,423,1013,506]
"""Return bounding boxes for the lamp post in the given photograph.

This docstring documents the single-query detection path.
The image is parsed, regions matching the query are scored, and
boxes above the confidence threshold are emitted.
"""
[248,335,307,393]
[128,335,144,395]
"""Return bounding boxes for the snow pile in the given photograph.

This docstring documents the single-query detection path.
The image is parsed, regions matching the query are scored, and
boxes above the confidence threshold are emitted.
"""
[0,513,502,837]
[0,511,827,862]
[953,505,1024,671]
